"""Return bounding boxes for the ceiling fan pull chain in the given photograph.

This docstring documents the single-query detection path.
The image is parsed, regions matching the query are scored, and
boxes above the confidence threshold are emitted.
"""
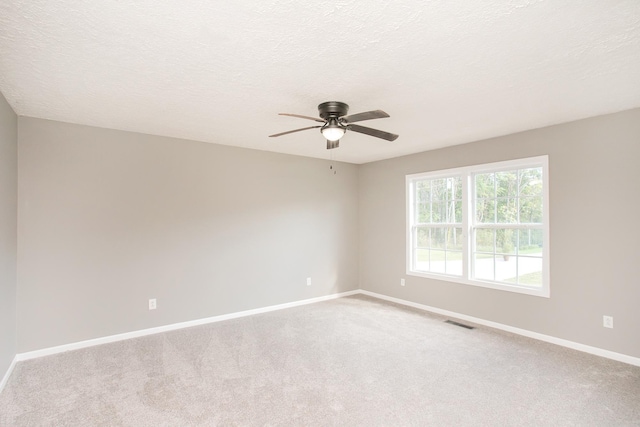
[329,151,336,175]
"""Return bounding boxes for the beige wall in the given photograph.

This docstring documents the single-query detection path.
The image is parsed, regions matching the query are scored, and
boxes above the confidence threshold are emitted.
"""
[16,117,359,352]
[0,92,18,376]
[359,108,640,358]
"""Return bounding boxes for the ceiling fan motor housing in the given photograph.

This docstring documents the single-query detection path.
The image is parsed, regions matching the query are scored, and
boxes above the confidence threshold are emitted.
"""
[318,101,349,119]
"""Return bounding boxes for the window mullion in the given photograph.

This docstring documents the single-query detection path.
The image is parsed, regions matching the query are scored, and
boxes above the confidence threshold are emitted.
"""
[463,172,471,280]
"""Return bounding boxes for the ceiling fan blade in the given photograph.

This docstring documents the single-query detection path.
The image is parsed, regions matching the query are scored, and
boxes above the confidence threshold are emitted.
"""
[279,113,324,123]
[342,110,390,123]
[269,125,322,138]
[348,124,399,141]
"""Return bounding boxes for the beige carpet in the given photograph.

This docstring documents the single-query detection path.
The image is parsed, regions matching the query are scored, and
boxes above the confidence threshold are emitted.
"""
[1,295,639,426]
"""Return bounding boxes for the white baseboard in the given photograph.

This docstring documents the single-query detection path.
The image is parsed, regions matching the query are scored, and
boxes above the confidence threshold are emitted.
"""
[16,289,360,362]
[10,287,639,370]
[358,290,640,367]
[0,356,18,394]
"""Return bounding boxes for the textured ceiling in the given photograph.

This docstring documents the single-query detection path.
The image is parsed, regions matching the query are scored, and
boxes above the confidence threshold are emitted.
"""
[1,1,639,164]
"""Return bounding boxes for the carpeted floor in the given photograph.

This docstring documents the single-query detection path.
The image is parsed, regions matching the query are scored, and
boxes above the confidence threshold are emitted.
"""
[1,295,639,426]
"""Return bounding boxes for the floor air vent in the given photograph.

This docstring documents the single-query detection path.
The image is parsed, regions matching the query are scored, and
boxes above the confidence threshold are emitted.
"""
[445,320,475,329]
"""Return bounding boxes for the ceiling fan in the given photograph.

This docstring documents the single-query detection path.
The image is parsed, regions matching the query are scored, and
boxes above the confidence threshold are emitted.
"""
[269,101,399,149]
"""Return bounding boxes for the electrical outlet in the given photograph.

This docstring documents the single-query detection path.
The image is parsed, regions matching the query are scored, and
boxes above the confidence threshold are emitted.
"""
[149,298,157,310]
[400,278,405,286]
[603,315,613,328]
[306,277,311,286]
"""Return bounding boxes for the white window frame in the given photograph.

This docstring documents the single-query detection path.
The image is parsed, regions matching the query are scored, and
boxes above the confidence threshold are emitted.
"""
[406,155,550,298]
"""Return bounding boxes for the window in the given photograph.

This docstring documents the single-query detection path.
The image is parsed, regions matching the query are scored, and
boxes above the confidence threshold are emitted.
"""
[406,156,549,297]
[411,176,463,276]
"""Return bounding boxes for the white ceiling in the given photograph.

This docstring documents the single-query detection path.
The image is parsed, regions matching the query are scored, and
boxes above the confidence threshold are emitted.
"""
[1,1,639,164]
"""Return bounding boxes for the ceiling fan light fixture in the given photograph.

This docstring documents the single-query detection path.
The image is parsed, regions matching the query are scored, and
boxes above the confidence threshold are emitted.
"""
[321,119,345,142]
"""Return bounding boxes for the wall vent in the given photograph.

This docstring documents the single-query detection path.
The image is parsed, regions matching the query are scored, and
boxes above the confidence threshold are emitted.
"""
[445,320,475,329]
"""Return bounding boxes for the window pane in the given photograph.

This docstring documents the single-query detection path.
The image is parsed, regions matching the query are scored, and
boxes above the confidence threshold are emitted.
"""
[519,196,542,223]
[497,171,517,197]
[431,227,446,249]
[431,179,447,203]
[446,251,463,275]
[416,180,431,203]
[417,227,430,248]
[430,250,446,273]
[448,228,463,251]
[476,198,495,223]
[518,229,543,254]
[431,202,446,223]
[499,255,517,284]
[455,201,463,222]
[415,248,429,271]
[496,229,516,255]
[519,168,543,197]
[453,177,463,199]
[497,198,518,223]
[444,200,457,223]
[415,177,463,226]
[474,254,495,281]
[417,202,430,223]
[517,256,543,286]
[475,228,495,253]
[475,173,495,199]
